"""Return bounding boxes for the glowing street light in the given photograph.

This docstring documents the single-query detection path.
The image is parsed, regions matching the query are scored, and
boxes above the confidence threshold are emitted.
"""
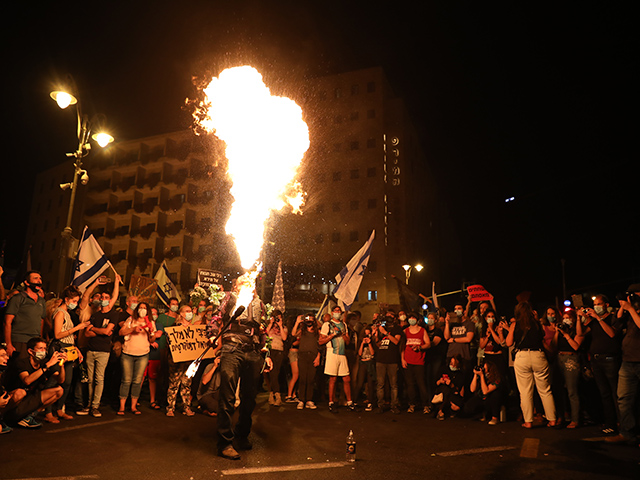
[402,263,423,284]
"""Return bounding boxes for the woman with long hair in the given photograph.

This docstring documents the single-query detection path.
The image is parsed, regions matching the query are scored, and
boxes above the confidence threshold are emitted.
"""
[505,301,558,428]
[118,301,156,415]
[293,314,320,409]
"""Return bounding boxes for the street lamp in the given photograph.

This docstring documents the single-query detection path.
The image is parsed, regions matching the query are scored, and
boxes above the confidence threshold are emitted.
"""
[402,263,423,284]
[51,78,114,292]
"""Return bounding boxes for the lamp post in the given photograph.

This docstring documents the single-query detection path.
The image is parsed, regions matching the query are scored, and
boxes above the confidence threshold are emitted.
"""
[402,263,423,284]
[51,80,114,293]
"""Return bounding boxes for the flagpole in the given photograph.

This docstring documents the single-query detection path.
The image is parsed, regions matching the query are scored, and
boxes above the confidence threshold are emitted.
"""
[419,289,463,302]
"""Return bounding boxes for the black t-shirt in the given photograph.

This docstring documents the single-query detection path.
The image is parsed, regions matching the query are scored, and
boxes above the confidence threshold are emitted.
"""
[426,327,447,361]
[88,309,119,352]
[14,356,62,392]
[621,313,640,362]
[375,324,402,364]
[513,322,544,350]
[586,315,622,356]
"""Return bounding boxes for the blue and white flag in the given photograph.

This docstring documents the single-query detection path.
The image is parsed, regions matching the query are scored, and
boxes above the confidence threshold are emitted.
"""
[72,227,111,292]
[155,260,181,307]
[333,230,375,311]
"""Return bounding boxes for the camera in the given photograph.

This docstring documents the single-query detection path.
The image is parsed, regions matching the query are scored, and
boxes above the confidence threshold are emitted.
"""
[558,322,571,333]
[473,364,483,372]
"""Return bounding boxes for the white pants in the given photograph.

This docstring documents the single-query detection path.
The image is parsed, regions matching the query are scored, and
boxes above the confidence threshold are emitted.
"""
[514,350,556,423]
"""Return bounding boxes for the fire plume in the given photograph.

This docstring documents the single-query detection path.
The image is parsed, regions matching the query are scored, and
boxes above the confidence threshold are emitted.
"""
[193,66,309,273]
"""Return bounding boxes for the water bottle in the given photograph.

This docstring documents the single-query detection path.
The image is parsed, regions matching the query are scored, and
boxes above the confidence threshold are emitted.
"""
[346,429,356,462]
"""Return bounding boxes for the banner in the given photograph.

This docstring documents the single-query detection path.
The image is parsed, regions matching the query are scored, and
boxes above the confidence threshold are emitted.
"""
[467,284,492,302]
[197,268,223,288]
[333,230,375,311]
[155,261,182,306]
[165,325,216,363]
[72,227,111,292]
[129,275,158,306]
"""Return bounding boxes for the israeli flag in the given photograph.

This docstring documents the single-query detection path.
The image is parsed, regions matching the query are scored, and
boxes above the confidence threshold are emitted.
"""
[72,227,111,292]
[333,230,375,311]
[154,260,181,307]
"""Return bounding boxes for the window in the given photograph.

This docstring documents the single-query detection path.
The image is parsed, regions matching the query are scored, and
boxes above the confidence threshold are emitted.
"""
[333,171,342,181]
[350,141,359,150]
[350,200,359,211]
[368,290,378,301]
[367,138,376,148]
[350,169,360,179]
[350,111,359,121]
[331,232,341,243]
[315,233,324,244]
[367,81,376,93]
[367,109,376,119]
[367,198,378,209]
[351,84,359,95]
[368,260,377,272]
[367,167,377,177]
[332,202,341,212]
[349,230,359,242]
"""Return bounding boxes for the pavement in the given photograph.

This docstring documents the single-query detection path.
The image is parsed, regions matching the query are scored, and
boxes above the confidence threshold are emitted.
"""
[2,392,639,480]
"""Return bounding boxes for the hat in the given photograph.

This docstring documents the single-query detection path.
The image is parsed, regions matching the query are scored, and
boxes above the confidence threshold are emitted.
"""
[627,284,640,293]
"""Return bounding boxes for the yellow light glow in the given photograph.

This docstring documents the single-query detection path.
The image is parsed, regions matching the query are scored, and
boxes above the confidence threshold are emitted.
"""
[50,91,77,109]
[415,264,424,272]
[92,132,114,148]
[193,66,309,271]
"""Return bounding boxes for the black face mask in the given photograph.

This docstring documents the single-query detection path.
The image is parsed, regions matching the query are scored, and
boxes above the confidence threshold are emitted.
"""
[27,282,42,291]
[0,364,7,372]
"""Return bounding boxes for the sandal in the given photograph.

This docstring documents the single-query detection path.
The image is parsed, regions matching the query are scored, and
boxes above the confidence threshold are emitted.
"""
[131,409,141,415]
[183,408,195,417]
[166,410,175,417]
[117,411,125,416]
[150,402,161,410]
[521,422,532,429]
[546,420,559,427]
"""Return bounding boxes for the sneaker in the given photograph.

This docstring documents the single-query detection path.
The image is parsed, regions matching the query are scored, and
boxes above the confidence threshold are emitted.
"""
[391,406,401,415]
[297,401,304,410]
[423,406,432,414]
[1,422,13,434]
[286,396,299,403]
[76,407,90,416]
[365,403,373,412]
[407,405,415,413]
[166,410,175,417]
[183,408,195,417]
[437,411,445,421]
[305,401,317,410]
[91,408,102,418]
[219,445,241,460]
[329,402,338,414]
[17,415,42,429]
[346,402,356,412]
[488,418,499,426]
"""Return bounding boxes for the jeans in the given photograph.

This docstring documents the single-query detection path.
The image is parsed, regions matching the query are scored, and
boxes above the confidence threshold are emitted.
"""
[354,359,376,404]
[376,362,398,408]
[217,344,263,450]
[87,351,110,409]
[119,353,149,400]
[591,354,621,429]
[557,353,581,423]
[404,363,428,407]
[617,361,640,441]
[47,361,74,413]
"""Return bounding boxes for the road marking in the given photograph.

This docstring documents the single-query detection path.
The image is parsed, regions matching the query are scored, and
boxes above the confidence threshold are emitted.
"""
[3,476,99,480]
[520,438,540,458]
[45,418,129,433]
[221,462,349,475]
[435,446,516,457]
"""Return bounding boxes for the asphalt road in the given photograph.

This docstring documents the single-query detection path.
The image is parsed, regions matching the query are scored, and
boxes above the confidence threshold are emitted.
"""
[2,392,639,480]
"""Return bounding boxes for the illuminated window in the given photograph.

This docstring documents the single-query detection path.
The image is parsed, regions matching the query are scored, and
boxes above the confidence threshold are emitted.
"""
[368,290,378,301]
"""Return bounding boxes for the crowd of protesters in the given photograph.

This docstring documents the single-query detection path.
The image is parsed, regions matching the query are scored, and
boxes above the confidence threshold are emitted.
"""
[1,267,639,448]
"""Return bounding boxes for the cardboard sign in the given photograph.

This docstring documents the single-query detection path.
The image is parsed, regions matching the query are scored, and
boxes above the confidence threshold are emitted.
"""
[129,275,158,306]
[165,325,215,363]
[467,285,492,302]
[197,269,223,288]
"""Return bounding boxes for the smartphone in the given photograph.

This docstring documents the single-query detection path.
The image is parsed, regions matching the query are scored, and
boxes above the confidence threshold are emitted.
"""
[98,276,110,284]
[571,294,584,309]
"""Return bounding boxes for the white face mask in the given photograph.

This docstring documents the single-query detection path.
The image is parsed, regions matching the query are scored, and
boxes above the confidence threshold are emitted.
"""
[563,318,573,326]
[67,302,77,310]
[408,318,417,326]
[594,305,605,315]
[152,314,158,321]
[130,302,139,311]
[332,312,341,320]
[138,308,147,318]
[170,305,179,312]
[486,317,495,324]
[185,312,194,321]
[399,315,407,321]
[454,310,463,317]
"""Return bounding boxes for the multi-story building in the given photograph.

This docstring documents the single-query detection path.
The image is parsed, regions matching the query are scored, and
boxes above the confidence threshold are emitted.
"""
[26,67,444,317]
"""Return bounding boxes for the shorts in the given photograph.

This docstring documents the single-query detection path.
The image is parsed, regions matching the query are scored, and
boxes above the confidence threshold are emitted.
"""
[288,349,298,363]
[324,351,350,377]
[145,360,161,380]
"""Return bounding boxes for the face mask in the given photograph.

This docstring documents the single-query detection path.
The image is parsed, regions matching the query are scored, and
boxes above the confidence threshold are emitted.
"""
[185,312,194,321]
[332,312,341,320]
[92,299,101,306]
[198,306,206,313]
[426,317,435,326]
[101,299,110,307]
[399,315,407,321]
[67,302,77,310]
[547,315,556,323]
[152,314,158,321]
[455,310,463,317]
[449,364,459,372]
[170,305,179,312]
[408,318,417,326]
[34,351,46,361]
[486,317,495,324]
[563,318,573,327]
[28,282,42,291]
[138,308,148,318]
[594,305,605,315]
[130,303,139,311]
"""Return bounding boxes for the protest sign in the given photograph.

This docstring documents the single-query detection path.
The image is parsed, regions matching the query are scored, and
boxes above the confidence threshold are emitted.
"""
[165,325,215,363]
[129,275,158,306]
[197,269,223,288]
[467,284,493,302]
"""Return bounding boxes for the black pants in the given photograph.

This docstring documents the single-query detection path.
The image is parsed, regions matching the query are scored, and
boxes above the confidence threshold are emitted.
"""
[297,351,317,403]
[217,344,263,450]
[464,389,505,419]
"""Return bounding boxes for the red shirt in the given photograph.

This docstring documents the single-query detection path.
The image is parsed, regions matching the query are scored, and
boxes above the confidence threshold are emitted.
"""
[404,327,427,365]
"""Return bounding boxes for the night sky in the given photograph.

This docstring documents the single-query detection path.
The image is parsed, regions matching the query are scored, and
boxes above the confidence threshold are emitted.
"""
[2,2,636,309]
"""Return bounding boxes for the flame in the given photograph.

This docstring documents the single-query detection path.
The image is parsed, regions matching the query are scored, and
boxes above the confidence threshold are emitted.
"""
[194,66,309,271]
[234,267,261,310]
